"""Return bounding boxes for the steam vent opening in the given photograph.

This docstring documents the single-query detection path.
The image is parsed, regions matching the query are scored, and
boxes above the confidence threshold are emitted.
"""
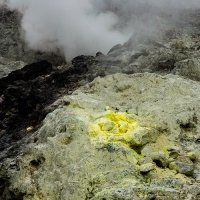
[0,1,200,200]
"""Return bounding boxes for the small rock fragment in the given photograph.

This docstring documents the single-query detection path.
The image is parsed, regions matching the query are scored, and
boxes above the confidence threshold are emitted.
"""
[140,163,155,174]
[129,127,158,146]
[26,126,33,132]
[139,157,153,165]
[187,152,197,161]
[101,121,115,131]
[142,146,169,168]
[168,146,181,159]
[151,152,169,168]
[169,156,194,176]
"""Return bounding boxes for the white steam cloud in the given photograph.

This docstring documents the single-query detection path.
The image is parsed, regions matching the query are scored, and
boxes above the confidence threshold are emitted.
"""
[1,0,200,59]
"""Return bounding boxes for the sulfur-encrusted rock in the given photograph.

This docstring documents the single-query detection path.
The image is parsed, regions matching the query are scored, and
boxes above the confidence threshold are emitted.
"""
[138,157,153,165]
[168,146,182,159]
[169,156,194,176]
[187,151,197,161]
[129,127,158,146]
[140,163,155,174]
[1,73,200,199]
[141,145,169,168]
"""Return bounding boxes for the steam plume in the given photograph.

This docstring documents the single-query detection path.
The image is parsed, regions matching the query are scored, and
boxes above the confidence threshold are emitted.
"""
[1,0,200,59]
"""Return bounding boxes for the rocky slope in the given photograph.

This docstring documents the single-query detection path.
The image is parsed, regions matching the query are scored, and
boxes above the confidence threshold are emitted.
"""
[1,73,200,200]
[1,6,200,200]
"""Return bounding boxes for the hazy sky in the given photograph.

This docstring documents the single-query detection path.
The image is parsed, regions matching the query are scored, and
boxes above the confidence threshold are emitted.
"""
[1,0,200,59]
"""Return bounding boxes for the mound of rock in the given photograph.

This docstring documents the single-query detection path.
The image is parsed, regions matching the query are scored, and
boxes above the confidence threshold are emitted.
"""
[1,73,200,200]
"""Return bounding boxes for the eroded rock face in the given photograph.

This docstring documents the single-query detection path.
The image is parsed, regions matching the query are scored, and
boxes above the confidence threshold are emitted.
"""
[1,73,200,200]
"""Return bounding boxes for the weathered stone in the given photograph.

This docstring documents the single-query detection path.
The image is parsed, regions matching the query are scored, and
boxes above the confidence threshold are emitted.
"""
[0,56,26,78]
[101,121,115,131]
[187,151,197,161]
[138,157,153,165]
[151,152,169,168]
[129,127,158,146]
[141,146,169,168]
[169,156,194,176]
[140,163,155,173]
[174,58,200,81]
[168,146,182,159]
[193,165,200,181]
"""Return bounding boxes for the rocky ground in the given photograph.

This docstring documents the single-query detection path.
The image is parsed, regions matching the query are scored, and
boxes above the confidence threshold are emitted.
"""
[0,6,200,200]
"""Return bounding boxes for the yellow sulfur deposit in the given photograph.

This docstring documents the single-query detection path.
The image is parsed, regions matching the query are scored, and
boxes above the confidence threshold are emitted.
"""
[89,109,139,144]
[26,126,33,132]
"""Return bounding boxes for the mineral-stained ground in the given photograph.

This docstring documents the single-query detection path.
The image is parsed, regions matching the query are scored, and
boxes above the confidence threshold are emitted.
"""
[0,6,200,200]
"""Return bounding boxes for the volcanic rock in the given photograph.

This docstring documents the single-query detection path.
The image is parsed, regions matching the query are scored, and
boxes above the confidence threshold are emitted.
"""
[0,56,95,162]
[0,73,199,199]
[140,163,155,174]
[1,5,200,200]
[169,156,195,176]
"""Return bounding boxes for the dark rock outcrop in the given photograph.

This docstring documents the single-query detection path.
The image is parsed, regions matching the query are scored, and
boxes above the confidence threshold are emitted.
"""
[0,61,52,93]
[0,57,95,161]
